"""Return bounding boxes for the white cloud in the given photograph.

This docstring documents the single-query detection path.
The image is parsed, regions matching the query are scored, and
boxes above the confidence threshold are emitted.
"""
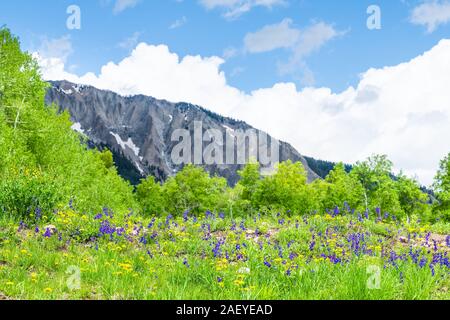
[169,16,188,29]
[118,32,142,50]
[37,39,450,186]
[244,18,301,53]
[280,22,342,74]
[244,20,342,80]
[199,0,285,19]
[113,0,140,14]
[411,0,450,32]
[37,35,73,63]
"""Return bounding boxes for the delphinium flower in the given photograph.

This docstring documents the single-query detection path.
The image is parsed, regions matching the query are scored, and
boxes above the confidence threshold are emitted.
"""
[419,257,427,268]
[99,220,115,236]
[205,210,214,219]
[333,206,340,217]
[295,220,299,229]
[264,260,272,268]
[384,212,390,220]
[183,258,190,268]
[231,222,236,231]
[289,252,297,261]
[35,207,42,220]
[43,228,52,238]
[147,218,156,229]
[303,216,308,225]
[219,212,225,220]
[139,236,148,245]
[165,214,173,226]
[278,219,285,225]
[240,221,246,231]
[18,221,27,232]
[285,269,292,276]
[94,213,103,220]
[344,202,351,213]
[212,240,224,258]
[446,236,450,248]
[425,233,431,246]
[309,240,316,251]
[287,240,294,249]
[364,210,369,220]
[183,210,189,222]
[375,207,381,219]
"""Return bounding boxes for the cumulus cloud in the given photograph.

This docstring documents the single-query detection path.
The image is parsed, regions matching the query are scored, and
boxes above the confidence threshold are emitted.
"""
[117,32,142,50]
[244,20,342,81]
[37,39,450,186]
[411,0,450,32]
[244,18,301,53]
[199,0,285,19]
[113,0,140,14]
[37,35,73,63]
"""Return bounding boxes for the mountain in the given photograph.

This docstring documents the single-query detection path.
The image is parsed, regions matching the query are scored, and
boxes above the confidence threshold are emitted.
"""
[45,80,320,185]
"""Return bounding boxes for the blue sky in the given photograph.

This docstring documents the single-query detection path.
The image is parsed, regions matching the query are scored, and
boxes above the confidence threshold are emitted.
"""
[1,0,449,92]
[1,0,450,185]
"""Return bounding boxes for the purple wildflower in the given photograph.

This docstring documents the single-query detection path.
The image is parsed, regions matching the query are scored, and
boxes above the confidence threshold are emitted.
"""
[43,228,52,238]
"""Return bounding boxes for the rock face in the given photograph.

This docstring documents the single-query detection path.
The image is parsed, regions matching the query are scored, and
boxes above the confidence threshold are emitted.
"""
[45,80,320,185]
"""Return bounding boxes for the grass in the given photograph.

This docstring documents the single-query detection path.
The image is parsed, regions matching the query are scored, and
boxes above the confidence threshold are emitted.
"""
[0,208,449,300]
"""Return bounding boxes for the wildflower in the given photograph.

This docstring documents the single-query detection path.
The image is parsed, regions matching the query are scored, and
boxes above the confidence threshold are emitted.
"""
[34,227,40,233]
[264,260,272,268]
[219,212,225,219]
[43,228,52,238]
[446,236,450,248]
[35,207,42,220]
[94,213,103,220]
[147,218,156,229]
[183,258,190,268]
[286,269,292,276]
[183,210,189,222]
[18,221,27,232]
[44,287,53,293]
[333,206,340,217]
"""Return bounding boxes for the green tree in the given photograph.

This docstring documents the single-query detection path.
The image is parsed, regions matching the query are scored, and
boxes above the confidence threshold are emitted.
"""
[321,163,365,212]
[136,176,164,216]
[433,152,450,219]
[162,165,228,215]
[0,27,136,219]
[256,160,312,214]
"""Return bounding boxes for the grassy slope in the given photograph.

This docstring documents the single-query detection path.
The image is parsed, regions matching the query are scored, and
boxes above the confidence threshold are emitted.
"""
[0,209,449,300]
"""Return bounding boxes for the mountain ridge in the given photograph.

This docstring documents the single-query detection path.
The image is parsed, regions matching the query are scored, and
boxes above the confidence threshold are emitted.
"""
[45,80,320,185]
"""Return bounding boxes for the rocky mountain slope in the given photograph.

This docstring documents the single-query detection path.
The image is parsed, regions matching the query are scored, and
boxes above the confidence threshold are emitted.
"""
[45,80,319,185]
